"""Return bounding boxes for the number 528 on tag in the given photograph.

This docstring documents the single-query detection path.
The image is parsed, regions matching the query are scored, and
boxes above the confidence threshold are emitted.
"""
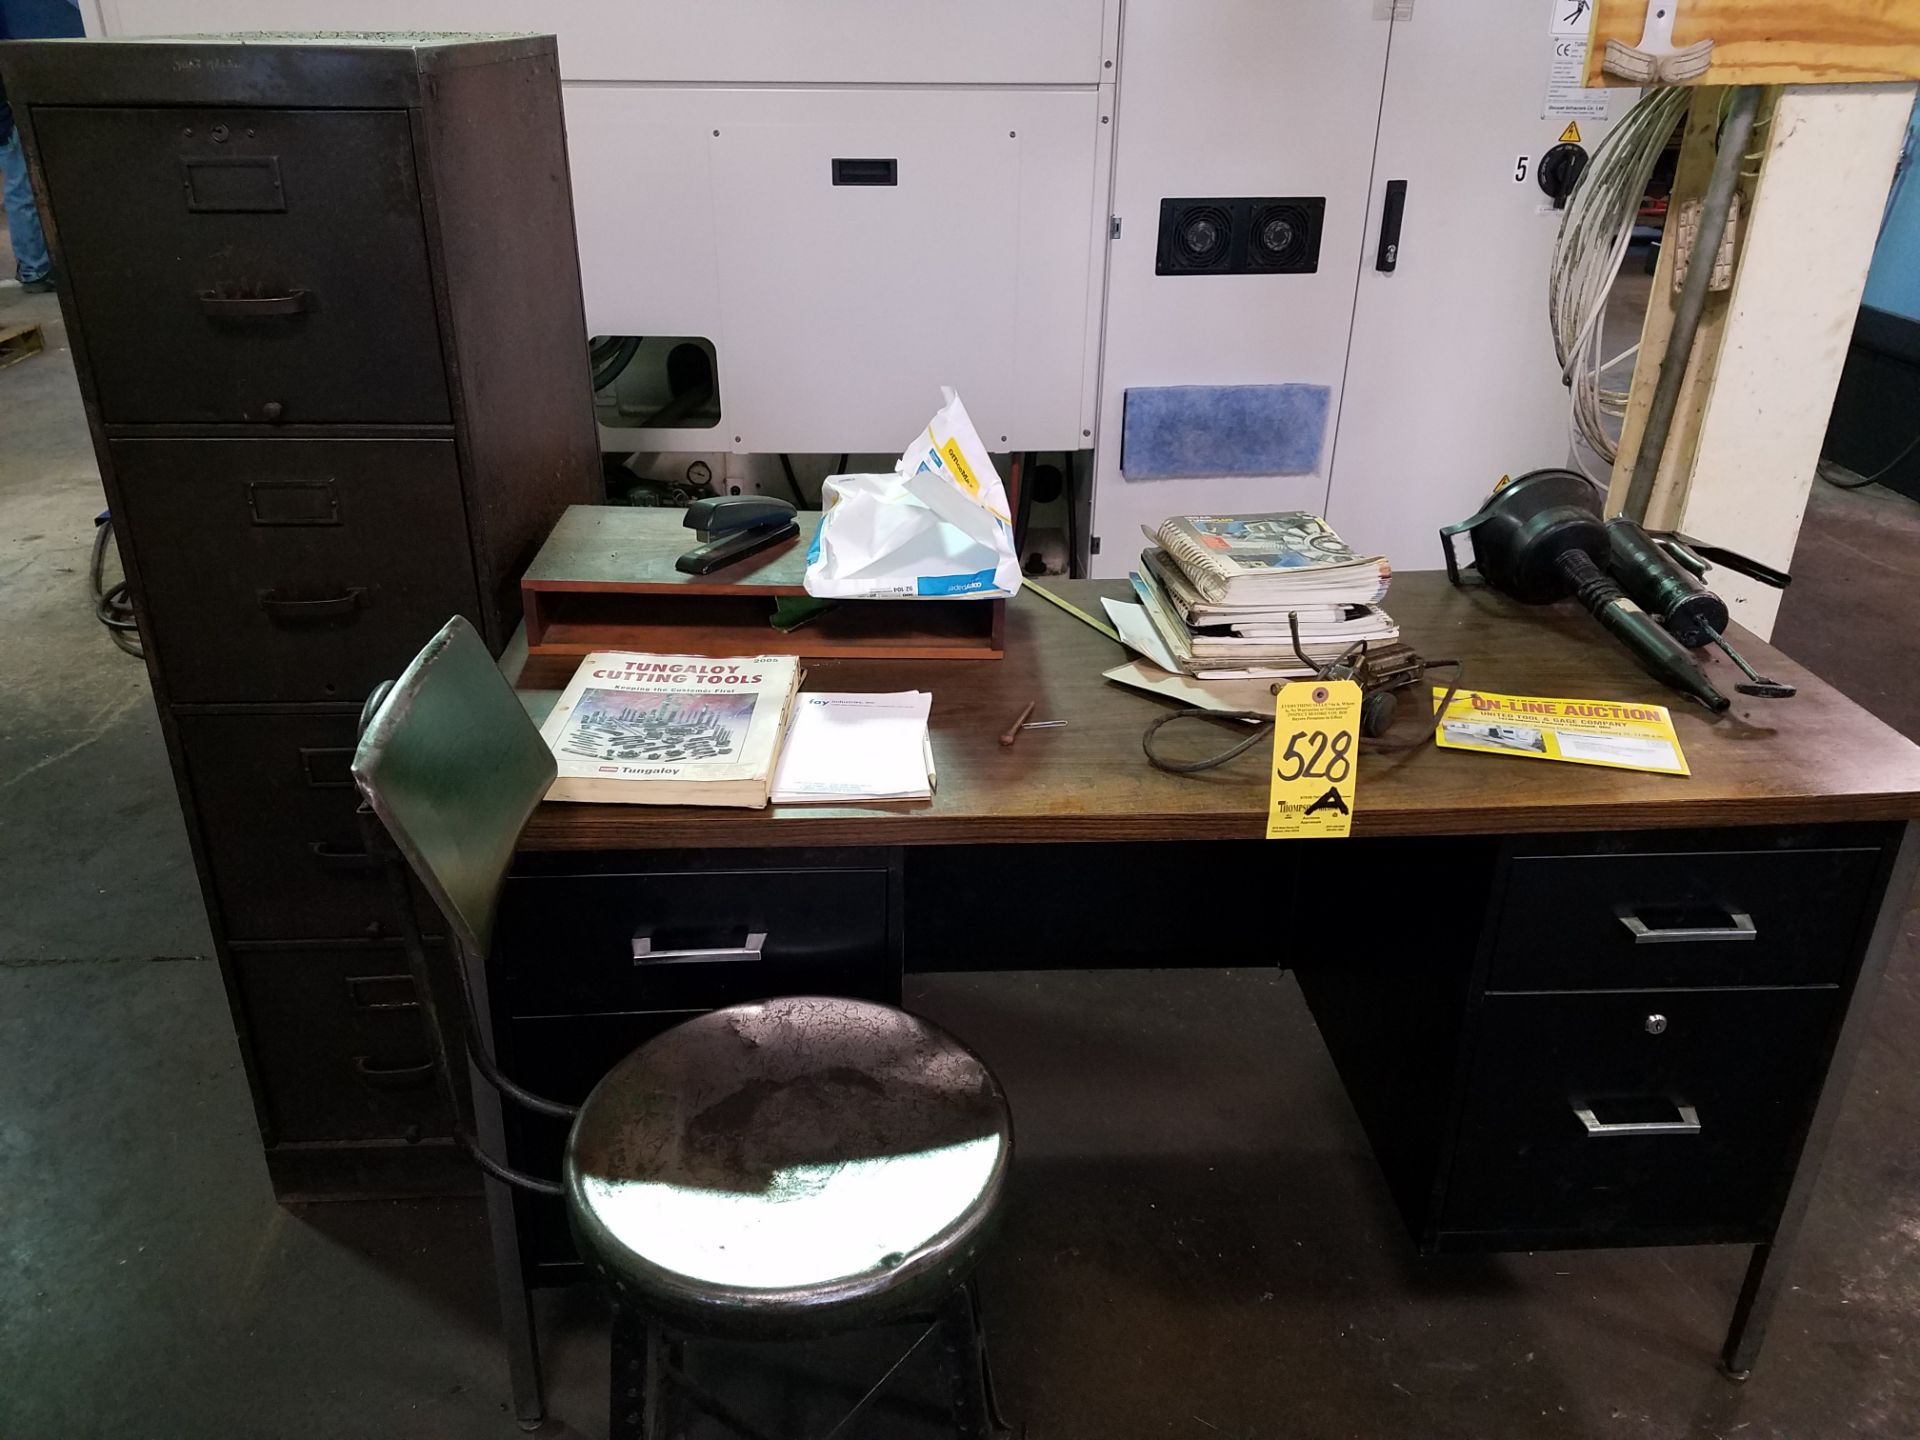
[1266,679,1361,840]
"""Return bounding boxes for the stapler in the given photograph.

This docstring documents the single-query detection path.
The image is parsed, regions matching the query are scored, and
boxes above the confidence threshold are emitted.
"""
[674,496,800,575]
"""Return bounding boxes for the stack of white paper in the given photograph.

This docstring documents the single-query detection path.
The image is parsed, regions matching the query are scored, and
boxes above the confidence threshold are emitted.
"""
[770,692,936,804]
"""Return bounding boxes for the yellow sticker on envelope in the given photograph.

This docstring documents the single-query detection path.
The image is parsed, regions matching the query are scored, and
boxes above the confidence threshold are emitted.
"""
[1432,688,1689,776]
[1266,679,1361,839]
[939,436,981,496]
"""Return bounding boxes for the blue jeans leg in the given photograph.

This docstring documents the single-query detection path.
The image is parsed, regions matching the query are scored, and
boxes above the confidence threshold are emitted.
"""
[1,131,52,284]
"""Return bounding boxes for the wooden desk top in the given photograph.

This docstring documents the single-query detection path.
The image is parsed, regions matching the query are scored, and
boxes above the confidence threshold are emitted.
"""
[511,573,1920,849]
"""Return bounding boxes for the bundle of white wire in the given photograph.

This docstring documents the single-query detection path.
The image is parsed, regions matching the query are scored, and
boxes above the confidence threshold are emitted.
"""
[1549,86,1690,480]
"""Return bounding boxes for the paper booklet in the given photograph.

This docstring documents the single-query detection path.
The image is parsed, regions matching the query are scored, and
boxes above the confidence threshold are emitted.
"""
[539,651,803,807]
[771,692,935,804]
[1145,514,1390,608]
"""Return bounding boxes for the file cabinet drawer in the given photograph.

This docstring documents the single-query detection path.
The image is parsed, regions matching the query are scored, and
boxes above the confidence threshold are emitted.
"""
[116,438,481,704]
[1441,990,1838,1245]
[234,943,451,1145]
[1489,848,1879,992]
[177,710,403,942]
[34,106,448,425]
[495,868,895,1018]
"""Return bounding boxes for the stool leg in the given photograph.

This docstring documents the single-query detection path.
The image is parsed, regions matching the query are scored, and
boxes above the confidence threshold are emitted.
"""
[609,1302,655,1440]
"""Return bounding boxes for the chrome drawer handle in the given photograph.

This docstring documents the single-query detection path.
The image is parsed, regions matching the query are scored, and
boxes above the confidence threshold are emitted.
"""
[1618,909,1756,944]
[1573,1100,1701,1138]
[632,930,767,965]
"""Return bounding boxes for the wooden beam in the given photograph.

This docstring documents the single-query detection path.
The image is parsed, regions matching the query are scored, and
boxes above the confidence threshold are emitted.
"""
[1663,84,1913,639]
[1585,1,1920,87]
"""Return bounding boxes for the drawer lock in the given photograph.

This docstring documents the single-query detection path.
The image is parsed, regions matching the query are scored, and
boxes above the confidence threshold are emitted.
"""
[1644,1013,1668,1035]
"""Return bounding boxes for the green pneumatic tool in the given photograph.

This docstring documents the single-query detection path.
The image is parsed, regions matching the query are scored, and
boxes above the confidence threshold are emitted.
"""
[1440,470,1795,713]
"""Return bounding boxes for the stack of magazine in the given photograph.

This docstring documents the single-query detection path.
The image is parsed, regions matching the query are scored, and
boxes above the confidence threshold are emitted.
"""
[1131,513,1397,680]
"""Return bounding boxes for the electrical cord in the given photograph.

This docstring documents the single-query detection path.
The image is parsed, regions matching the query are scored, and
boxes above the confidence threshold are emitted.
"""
[777,453,808,507]
[1820,431,1920,490]
[90,514,143,658]
[1550,87,1691,478]
[589,335,643,393]
[1141,662,1466,775]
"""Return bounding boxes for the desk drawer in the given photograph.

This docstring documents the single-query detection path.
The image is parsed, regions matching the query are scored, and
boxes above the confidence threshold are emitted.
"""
[35,106,448,425]
[1489,848,1878,992]
[495,868,894,1018]
[177,710,408,941]
[1441,990,1837,1244]
[115,438,481,705]
[235,943,451,1145]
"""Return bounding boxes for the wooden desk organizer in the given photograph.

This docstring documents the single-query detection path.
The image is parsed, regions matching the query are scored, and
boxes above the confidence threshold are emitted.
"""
[520,506,1006,660]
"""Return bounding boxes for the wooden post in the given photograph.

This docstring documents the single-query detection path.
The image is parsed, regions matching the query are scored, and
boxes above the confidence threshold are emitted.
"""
[1608,83,1914,638]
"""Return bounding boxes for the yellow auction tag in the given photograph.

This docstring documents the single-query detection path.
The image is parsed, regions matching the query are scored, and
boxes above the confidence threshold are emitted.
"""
[1266,679,1362,840]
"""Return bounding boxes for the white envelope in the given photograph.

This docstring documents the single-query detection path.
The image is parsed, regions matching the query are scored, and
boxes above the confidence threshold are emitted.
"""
[803,388,1023,600]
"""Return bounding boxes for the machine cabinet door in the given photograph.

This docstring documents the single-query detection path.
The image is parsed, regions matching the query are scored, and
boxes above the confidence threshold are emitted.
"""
[1087,0,1392,576]
[1326,0,1630,571]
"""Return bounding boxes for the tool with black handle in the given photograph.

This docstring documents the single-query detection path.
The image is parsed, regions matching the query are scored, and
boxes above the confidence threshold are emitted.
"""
[1604,518,1795,699]
[1440,470,1730,712]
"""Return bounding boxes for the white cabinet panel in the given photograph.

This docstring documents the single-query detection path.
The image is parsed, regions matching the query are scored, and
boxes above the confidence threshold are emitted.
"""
[1087,0,1393,578]
[1326,0,1630,572]
[569,87,1102,452]
[98,0,1114,84]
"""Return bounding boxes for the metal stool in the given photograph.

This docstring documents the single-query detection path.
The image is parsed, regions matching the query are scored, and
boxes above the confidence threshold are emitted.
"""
[577,996,1012,1438]
[351,617,1014,1436]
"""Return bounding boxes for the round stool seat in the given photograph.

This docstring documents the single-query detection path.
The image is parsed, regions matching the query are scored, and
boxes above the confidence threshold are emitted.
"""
[564,996,1012,1338]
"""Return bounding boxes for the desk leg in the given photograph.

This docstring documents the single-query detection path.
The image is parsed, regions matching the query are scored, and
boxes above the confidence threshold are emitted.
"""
[1720,821,1919,1378]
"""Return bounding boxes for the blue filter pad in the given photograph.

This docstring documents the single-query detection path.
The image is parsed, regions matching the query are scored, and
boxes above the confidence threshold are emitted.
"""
[1121,384,1332,480]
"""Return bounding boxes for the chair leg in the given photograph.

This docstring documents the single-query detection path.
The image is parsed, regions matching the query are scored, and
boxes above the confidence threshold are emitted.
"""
[481,1171,546,1430]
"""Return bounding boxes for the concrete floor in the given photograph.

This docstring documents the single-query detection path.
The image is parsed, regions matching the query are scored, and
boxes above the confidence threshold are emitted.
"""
[4,278,1920,1439]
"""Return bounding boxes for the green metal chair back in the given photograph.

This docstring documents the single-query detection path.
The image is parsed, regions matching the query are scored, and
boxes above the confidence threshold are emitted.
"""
[351,616,555,959]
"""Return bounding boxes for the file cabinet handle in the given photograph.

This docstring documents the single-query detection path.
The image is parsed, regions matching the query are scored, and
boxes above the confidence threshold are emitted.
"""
[1618,908,1756,944]
[1574,1100,1701,1138]
[632,929,767,965]
[352,1054,435,1089]
[345,974,419,1012]
[309,840,378,871]
[258,587,368,622]
[198,287,315,318]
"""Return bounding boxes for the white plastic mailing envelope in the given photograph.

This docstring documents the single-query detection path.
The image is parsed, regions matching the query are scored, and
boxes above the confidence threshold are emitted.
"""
[803,388,1023,600]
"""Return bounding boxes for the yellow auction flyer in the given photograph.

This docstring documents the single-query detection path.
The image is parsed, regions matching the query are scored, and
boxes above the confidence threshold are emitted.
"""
[1430,688,1689,777]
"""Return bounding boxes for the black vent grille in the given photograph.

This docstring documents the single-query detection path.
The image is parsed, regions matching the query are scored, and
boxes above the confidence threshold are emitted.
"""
[1155,196,1325,276]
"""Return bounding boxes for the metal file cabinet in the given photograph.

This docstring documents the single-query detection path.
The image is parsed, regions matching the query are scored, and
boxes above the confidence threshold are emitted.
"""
[0,35,603,1198]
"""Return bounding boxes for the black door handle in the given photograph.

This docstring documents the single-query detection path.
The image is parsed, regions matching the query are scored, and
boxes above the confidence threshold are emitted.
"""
[1376,180,1407,273]
[257,587,368,622]
[197,288,315,318]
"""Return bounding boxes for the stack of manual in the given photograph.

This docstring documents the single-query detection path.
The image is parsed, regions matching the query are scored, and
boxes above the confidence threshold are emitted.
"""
[1130,513,1397,680]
